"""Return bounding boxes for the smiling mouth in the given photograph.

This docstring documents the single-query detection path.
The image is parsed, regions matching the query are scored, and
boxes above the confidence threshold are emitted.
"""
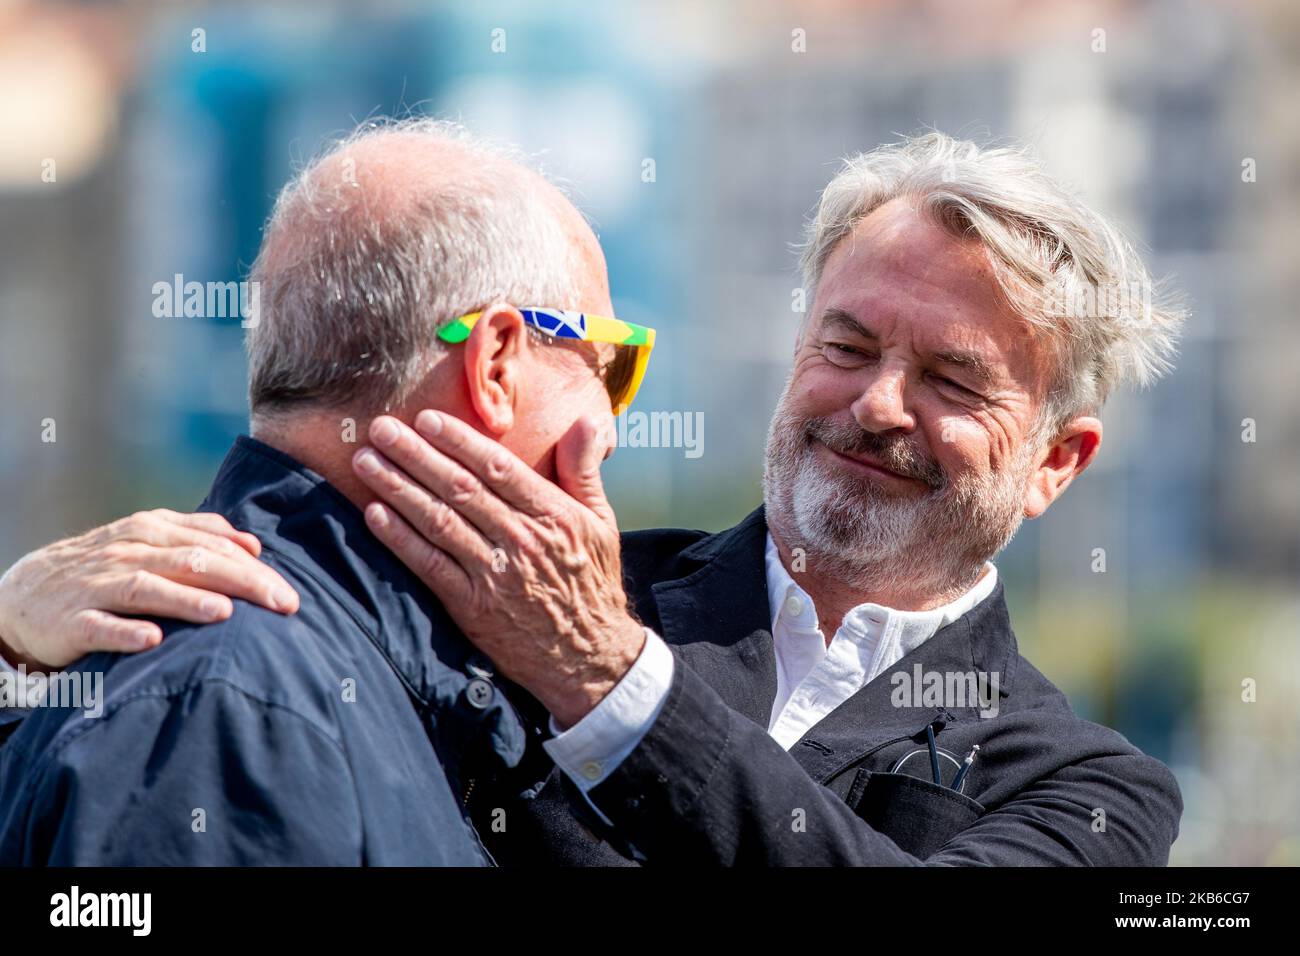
[816,440,922,484]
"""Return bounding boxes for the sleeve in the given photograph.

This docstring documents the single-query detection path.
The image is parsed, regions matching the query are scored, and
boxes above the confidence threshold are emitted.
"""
[14,681,363,865]
[579,660,1183,866]
[0,653,37,746]
[542,627,674,790]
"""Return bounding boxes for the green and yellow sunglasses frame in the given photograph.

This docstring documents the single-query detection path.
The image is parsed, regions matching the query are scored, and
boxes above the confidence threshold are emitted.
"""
[436,307,655,415]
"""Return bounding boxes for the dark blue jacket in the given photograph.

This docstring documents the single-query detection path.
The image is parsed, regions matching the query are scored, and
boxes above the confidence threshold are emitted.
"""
[488,506,1184,866]
[0,437,528,865]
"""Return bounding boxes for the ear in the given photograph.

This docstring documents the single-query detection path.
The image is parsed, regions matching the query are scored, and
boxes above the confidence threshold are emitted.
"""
[462,303,527,436]
[1022,415,1102,519]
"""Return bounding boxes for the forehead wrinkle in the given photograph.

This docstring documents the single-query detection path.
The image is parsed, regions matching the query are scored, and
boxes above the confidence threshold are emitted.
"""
[820,307,875,339]
[829,199,1009,318]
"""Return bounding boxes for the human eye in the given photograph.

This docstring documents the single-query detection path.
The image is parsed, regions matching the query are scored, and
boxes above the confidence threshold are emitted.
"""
[928,372,982,401]
[822,342,872,368]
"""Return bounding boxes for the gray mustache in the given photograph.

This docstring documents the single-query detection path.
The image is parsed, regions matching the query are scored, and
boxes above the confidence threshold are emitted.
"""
[804,418,946,489]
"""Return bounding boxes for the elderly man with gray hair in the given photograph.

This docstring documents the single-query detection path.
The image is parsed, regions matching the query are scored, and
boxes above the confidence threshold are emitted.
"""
[1,128,1184,866]
[0,118,646,864]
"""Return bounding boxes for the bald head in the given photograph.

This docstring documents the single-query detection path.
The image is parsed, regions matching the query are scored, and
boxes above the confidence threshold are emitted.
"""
[246,118,609,418]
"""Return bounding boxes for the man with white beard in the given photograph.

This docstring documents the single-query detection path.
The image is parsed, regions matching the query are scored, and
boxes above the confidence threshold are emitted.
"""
[764,395,1038,616]
[333,130,1187,865]
[1,131,1186,865]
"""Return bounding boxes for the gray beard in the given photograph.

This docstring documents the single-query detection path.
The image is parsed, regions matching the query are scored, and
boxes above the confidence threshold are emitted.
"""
[761,379,1036,602]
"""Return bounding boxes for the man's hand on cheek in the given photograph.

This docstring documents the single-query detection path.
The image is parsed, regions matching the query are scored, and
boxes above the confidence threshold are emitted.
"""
[352,411,645,728]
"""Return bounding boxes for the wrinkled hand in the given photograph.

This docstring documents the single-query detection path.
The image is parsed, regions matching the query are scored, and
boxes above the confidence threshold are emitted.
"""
[0,510,300,670]
[351,411,644,728]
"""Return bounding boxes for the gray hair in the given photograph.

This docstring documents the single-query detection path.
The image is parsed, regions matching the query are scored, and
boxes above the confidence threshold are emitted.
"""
[798,131,1187,440]
[246,117,579,416]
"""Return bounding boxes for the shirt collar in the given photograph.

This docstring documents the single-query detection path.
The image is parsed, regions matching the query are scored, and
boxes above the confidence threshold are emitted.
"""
[763,530,998,654]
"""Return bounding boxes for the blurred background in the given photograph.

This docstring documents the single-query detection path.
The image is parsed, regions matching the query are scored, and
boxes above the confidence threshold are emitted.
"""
[1,0,1297,864]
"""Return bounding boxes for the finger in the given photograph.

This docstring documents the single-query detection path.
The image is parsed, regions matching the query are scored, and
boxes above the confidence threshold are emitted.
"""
[363,501,474,607]
[229,531,262,557]
[99,571,239,625]
[68,608,164,657]
[113,545,299,614]
[406,410,564,517]
[162,511,264,557]
[352,446,494,571]
[362,416,522,544]
[555,416,618,529]
[102,511,257,563]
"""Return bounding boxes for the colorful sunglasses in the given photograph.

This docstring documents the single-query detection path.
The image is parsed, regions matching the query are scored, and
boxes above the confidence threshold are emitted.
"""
[436,307,656,415]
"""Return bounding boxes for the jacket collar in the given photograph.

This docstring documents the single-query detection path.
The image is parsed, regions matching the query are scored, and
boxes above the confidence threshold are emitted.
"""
[649,504,1018,781]
[649,507,778,728]
[201,436,526,764]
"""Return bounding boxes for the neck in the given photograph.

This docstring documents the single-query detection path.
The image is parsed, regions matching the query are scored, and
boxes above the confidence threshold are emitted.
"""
[766,518,987,635]
[250,411,379,514]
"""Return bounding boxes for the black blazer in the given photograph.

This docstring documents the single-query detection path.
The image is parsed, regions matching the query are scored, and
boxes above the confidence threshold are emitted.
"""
[485,506,1183,866]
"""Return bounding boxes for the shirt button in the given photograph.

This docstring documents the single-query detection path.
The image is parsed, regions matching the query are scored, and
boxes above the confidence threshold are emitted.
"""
[580,760,604,781]
[466,678,495,709]
[784,595,804,617]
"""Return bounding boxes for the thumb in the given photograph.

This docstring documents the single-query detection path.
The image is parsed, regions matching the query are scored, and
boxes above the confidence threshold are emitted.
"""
[556,415,617,529]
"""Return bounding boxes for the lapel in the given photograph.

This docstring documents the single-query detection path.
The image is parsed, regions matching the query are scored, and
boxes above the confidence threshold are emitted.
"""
[649,506,779,728]
[647,505,1020,784]
[787,582,1020,784]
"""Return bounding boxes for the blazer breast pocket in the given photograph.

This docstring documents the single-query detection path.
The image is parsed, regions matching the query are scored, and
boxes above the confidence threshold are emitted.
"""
[846,768,986,860]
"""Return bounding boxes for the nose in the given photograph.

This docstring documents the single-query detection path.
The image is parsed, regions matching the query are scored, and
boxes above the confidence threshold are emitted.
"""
[850,364,915,434]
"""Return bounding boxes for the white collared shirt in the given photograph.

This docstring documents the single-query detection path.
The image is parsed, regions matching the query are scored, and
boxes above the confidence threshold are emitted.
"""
[544,529,998,796]
[763,533,997,749]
